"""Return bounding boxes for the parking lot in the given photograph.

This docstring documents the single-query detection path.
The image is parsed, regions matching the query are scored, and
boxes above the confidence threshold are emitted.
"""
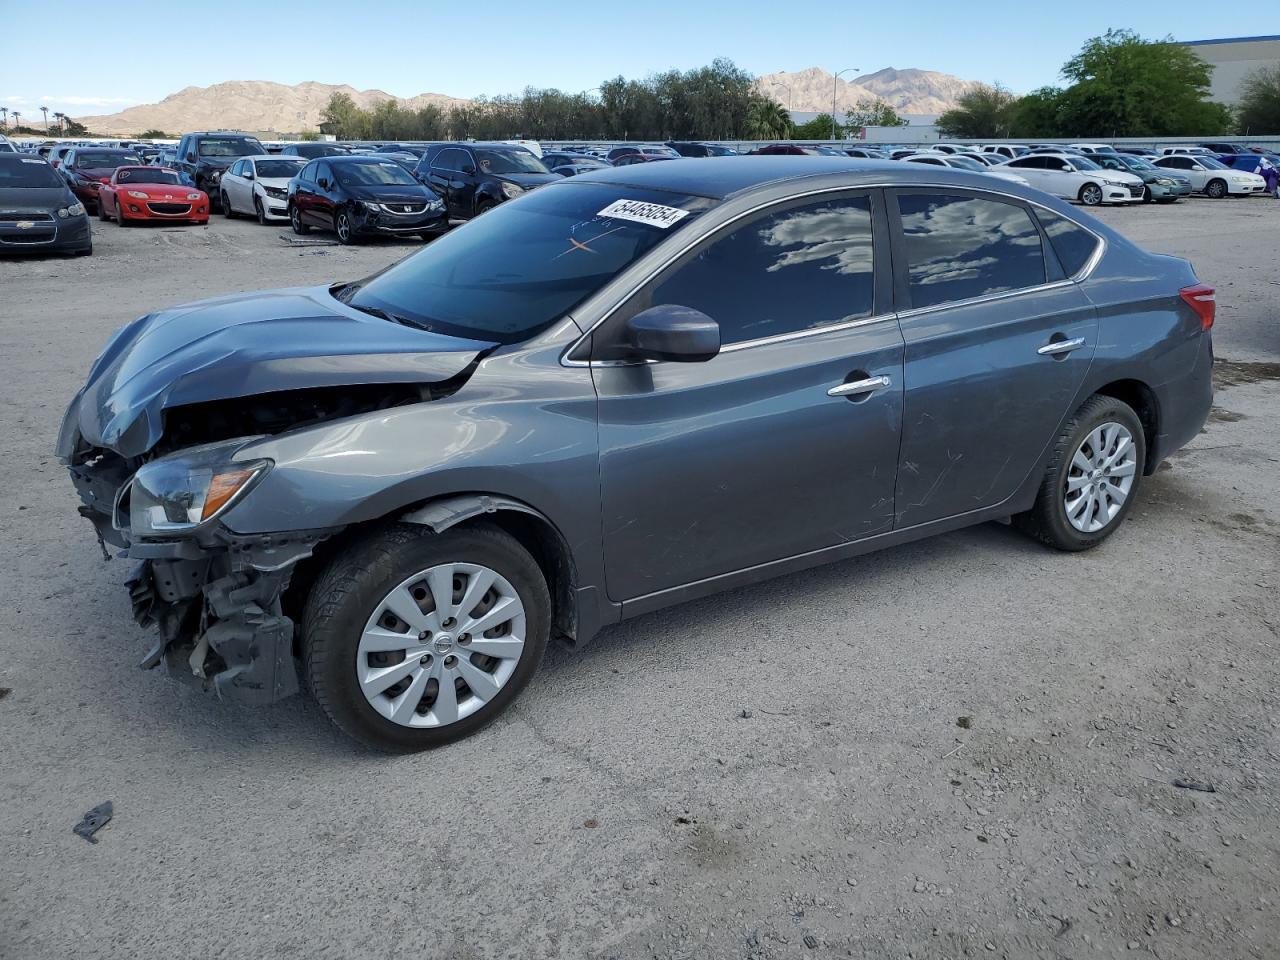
[1,197,1278,960]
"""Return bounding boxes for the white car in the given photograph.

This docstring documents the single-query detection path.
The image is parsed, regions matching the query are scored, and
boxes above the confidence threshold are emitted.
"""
[1151,155,1267,198]
[1068,143,1118,155]
[1000,152,1144,205]
[981,144,1030,160]
[218,155,306,223]
[1160,147,1215,156]
[902,153,1030,187]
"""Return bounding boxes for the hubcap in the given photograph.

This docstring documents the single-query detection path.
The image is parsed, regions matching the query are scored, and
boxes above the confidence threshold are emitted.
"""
[1064,421,1137,533]
[338,216,349,240]
[357,562,526,728]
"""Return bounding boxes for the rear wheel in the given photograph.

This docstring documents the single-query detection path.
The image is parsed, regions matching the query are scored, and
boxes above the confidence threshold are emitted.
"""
[303,524,551,752]
[1014,395,1146,551]
[290,204,310,234]
[1079,183,1103,206]
[1205,178,1227,199]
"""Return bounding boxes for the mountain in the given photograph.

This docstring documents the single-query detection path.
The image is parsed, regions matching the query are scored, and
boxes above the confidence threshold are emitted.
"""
[754,66,984,116]
[75,80,472,136]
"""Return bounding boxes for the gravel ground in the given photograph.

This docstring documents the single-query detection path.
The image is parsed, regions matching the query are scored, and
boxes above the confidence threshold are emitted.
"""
[1,197,1277,960]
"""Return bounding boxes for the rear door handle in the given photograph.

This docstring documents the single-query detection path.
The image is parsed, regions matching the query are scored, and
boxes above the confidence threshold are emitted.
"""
[1037,336,1086,356]
[828,375,892,398]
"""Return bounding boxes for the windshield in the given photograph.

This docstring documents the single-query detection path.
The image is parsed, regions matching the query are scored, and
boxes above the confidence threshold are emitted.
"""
[345,184,716,344]
[255,159,305,178]
[1198,156,1229,170]
[475,148,550,174]
[198,138,265,157]
[292,144,347,157]
[1114,155,1155,171]
[76,152,141,168]
[0,156,63,187]
[334,160,419,186]
[1068,157,1101,171]
[116,169,181,184]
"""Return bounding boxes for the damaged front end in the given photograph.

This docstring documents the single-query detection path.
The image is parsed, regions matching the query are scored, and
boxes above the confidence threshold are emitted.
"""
[65,435,337,703]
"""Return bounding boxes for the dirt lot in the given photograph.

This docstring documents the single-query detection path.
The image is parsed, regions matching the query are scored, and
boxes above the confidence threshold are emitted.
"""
[1,197,1278,960]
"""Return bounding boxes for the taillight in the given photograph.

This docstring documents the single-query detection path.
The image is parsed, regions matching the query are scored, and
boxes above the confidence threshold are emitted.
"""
[1179,283,1215,331]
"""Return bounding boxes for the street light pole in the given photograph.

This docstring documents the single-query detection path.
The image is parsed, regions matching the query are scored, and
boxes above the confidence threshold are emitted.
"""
[832,67,858,140]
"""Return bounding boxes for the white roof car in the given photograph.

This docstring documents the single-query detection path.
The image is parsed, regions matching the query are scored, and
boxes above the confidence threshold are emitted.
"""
[1000,151,1144,205]
[1152,155,1267,198]
[981,144,1029,160]
[217,154,307,223]
[1068,143,1119,154]
[503,139,542,158]
[1160,146,1215,156]
[902,153,1030,186]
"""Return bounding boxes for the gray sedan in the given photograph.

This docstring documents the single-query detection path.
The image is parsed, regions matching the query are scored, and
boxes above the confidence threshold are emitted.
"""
[58,158,1215,751]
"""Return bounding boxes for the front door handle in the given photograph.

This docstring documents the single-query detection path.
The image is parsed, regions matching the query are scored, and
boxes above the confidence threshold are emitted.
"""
[828,375,892,398]
[1037,336,1086,356]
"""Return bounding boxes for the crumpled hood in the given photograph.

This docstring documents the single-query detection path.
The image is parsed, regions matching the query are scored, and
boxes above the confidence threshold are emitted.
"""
[58,285,495,459]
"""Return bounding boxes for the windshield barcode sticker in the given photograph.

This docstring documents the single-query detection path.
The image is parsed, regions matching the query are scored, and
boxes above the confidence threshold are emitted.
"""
[597,199,689,229]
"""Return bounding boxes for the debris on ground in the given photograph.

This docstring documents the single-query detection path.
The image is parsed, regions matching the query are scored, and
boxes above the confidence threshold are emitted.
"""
[956,716,973,729]
[276,234,340,247]
[1172,778,1216,793]
[72,801,113,844]
[0,687,11,700]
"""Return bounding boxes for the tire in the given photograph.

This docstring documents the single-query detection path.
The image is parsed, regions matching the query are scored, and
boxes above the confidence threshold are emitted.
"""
[303,523,551,752]
[115,202,128,227]
[1205,178,1227,199]
[419,231,437,242]
[1141,185,1153,203]
[221,192,236,218]
[97,200,110,222]
[255,197,266,225]
[289,204,310,235]
[1079,183,1103,206]
[474,199,496,217]
[334,209,355,244]
[1013,395,1147,552]
[75,244,92,257]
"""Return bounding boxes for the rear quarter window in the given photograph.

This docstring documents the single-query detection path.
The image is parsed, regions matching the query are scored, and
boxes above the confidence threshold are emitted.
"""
[1034,207,1101,277]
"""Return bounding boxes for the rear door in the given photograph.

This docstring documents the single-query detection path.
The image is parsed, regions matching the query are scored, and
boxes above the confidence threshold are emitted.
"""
[591,189,904,602]
[887,189,1099,528]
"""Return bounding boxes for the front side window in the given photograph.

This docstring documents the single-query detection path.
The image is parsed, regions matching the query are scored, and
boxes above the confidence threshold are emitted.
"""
[898,193,1045,310]
[300,161,317,181]
[635,194,877,347]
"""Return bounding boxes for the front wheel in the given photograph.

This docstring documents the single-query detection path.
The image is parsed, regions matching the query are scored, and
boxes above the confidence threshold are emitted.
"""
[290,204,310,234]
[334,210,355,244]
[221,192,235,217]
[303,524,551,752]
[1079,183,1103,206]
[1205,178,1227,199]
[1141,185,1153,203]
[1014,395,1146,551]
[255,197,267,225]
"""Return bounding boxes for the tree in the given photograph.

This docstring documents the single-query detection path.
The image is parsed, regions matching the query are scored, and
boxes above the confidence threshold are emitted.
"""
[745,98,792,140]
[936,84,1018,138]
[1007,87,1065,138]
[137,128,172,140]
[792,113,838,139]
[846,100,908,128]
[63,118,88,137]
[1236,64,1280,134]
[1055,29,1231,136]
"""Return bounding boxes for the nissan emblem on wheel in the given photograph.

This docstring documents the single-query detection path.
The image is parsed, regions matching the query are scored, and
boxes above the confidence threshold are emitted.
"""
[57,157,1214,751]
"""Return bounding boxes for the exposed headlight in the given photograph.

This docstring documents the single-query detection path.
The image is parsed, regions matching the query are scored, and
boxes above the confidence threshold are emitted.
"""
[186,193,202,201]
[427,198,444,210]
[123,442,271,535]
[263,186,286,199]
[500,181,525,199]
[360,201,382,213]
[128,190,149,199]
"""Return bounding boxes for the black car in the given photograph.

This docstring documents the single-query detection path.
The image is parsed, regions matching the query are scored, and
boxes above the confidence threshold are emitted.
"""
[414,143,559,219]
[280,143,351,159]
[0,154,92,256]
[61,148,143,213]
[376,144,429,158]
[665,140,738,158]
[541,151,612,177]
[173,131,268,209]
[287,155,448,244]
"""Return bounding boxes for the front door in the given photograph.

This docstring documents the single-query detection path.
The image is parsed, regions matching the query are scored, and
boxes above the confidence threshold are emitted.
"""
[887,189,1098,528]
[591,190,904,602]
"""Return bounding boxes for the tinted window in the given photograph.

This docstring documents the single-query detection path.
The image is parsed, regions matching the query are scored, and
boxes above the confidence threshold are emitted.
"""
[1034,208,1100,277]
[255,159,305,179]
[643,195,876,346]
[475,148,549,174]
[117,169,181,184]
[1008,156,1044,169]
[197,137,265,157]
[346,184,715,345]
[74,151,141,168]
[300,161,317,181]
[898,194,1045,310]
[0,156,63,187]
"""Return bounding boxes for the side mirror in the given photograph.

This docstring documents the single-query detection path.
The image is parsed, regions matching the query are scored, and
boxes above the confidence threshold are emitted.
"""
[244,170,255,181]
[625,304,720,363]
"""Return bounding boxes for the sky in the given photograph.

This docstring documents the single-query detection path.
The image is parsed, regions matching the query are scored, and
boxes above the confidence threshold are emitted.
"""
[0,0,1232,121]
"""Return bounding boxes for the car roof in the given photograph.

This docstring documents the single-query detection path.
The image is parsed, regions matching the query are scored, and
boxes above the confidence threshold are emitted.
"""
[566,156,973,200]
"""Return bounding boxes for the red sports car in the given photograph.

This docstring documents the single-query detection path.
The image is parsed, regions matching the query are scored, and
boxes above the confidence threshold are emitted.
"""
[97,167,209,226]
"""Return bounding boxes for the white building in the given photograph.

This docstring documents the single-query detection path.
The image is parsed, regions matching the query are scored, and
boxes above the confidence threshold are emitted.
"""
[1179,35,1280,106]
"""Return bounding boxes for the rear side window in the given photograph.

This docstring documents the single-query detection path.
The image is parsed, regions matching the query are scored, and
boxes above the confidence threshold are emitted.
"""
[644,194,877,346]
[897,193,1045,310]
[1035,208,1101,277]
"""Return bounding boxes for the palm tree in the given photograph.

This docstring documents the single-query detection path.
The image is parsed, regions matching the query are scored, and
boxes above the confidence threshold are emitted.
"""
[41,106,49,131]
[54,112,67,134]
[746,98,792,141]
[0,107,7,128]
[11,111,21,131]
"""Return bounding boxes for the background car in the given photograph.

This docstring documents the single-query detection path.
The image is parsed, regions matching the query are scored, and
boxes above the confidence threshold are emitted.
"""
[0,135,16,153]
[172,132,268,209]
[1001,152,1143,205]
[611,153,675,165]
[842,147,887,159]
[288,155,448,244]
[0,153,91,255]
[219,155,306,223]
[981,144,1029,160]
[415,143,559,220]
[1151,155,1267,198]
[1067,143,1118,155]
[749,144,833,156]
[280,143,351,159]
[1091,153,1192,203]
[902,152,1030,186]
[606,145,679,162]
[97,166,208,227]
[61,147,143,213]
[665,141,739,157]
[541,152,612,176]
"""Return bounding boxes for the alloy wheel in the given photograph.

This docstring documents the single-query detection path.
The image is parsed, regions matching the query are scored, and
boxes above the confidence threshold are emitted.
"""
[356,562,527,728]
[336,213,350,242]
[1081,184,1103,206]
[1063,421,1137,533]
